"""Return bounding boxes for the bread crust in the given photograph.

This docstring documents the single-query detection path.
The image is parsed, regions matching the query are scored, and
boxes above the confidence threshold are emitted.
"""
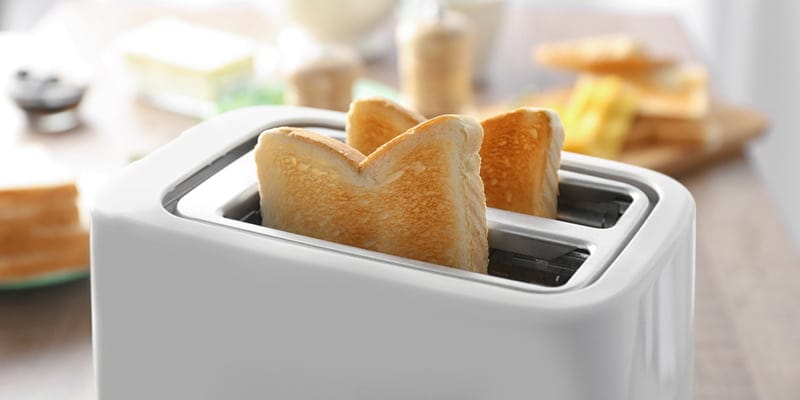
[256,115,488,272]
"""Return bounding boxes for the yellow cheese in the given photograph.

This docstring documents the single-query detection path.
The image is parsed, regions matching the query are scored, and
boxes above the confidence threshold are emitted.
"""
[561,75,638,159]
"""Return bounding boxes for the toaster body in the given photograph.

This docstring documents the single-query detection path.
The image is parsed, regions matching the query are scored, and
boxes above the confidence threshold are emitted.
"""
[92,106,695,399]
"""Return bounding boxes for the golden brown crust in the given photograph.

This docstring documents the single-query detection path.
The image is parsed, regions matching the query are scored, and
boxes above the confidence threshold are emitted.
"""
[480,108,563,218]
[270,126,366,167]
[256,115,488,272]
[346,97,426,155]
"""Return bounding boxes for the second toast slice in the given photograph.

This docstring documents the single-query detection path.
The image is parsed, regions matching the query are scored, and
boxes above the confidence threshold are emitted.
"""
[480,108,564,218]
[345,97,426,156]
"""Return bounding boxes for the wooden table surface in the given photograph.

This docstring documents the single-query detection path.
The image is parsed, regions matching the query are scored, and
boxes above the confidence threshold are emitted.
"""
[1,1,798,399]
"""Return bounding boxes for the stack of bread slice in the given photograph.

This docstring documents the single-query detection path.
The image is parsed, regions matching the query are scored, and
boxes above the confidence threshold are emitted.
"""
[0,147,89,283]
[533,35,715,158]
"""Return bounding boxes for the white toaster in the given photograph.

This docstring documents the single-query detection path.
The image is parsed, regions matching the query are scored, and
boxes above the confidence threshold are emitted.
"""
[91,106,695,400]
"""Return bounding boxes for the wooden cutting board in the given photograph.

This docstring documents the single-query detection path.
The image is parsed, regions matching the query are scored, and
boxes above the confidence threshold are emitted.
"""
[618,101,767,176]
[482,88,769,177]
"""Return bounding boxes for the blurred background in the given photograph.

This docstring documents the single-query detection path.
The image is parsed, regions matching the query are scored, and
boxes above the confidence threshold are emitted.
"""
[0,0,797,399]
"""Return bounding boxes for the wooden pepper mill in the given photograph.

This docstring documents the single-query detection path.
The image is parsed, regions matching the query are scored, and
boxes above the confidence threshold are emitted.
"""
[285,45,361,112]
[397,7,473,118]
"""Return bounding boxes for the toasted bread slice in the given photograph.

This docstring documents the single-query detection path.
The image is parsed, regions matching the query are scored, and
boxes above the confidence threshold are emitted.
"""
[0,146,78,209]
[0,144,81,236]
[0,244,89,282]
[0,184,78,209]
[255,115,488,272]
[534,35,672,73]
[625,115,718,149]
[480,108,564,218]
[615,64,709,119]
[0,201,81,233]
[346,97,425,155]
[0,224,89,257]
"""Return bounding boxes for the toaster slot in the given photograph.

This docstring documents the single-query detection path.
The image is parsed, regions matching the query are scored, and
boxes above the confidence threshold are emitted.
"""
[488,249,587,287]
[223,178,634,230]
[223,189,591,288]
[557,174,633,229]
[488,230,588,287]
[223,186,260,222]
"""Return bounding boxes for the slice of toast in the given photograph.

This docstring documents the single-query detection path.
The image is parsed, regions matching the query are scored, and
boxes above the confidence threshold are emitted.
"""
[480,108,564,218]
[625,115,718,150]
[345,97,425,156]
[255,115,488,273]
[0,146,78,208]
[0,224,89,257]
[0,201,81,233]
[0,244,89,282]
[534,35,672,73]
[615,64,709,119]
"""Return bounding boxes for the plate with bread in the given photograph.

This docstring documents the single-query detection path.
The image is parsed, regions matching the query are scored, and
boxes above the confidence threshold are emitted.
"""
[484,34,768,177]
[0,147,98,290]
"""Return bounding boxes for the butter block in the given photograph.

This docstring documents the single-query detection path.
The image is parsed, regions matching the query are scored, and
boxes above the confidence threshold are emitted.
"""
[121,19,255,116]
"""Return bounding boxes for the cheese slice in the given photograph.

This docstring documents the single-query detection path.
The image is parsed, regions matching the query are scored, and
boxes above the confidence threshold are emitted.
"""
[562,75,638,159]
